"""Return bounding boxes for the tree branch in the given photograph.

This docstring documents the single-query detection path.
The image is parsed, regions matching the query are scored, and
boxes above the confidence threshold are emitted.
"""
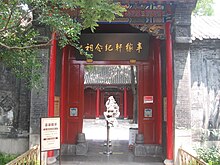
[0,39,52,50]
[4,8,13,31]
[0,6,36,33]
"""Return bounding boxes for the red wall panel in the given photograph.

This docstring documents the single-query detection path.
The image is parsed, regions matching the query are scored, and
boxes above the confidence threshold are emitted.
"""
[84,88,96,118]
[65,61,84,144]
[143,121,156,143]
[138,61,158,144]
[68,64,80,104]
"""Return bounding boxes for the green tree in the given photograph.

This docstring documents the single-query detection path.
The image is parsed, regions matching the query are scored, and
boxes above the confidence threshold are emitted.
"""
[0,0,125,87]
[193,0,214,16]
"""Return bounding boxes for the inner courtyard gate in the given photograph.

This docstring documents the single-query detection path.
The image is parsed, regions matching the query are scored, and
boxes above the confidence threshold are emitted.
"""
[61,28,162,145]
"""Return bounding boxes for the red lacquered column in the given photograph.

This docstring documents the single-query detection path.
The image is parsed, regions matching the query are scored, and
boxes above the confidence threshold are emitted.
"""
[48,32,57,157]
[124,88,128,119]
[154,38,162,145]
[165,21,174,163]
[96,88,100,119]
[60,46,68,144]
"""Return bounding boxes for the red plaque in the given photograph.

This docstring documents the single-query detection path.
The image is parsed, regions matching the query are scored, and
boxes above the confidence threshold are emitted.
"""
[143,96,153,103]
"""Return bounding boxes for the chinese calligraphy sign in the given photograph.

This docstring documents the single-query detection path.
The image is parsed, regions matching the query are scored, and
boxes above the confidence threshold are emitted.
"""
[76,33,149,61]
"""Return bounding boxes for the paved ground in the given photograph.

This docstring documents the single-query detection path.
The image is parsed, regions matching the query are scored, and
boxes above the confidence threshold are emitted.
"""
[83,119,138,141]
[54,119,164,165]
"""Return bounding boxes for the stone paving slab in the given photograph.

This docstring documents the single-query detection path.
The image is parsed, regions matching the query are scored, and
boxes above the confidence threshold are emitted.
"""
[53,119,164,165]
[55,140,163,165]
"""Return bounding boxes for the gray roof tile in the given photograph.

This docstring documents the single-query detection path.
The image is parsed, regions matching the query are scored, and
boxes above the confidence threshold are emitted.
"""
[191,16,220,40]
[84,65,135,85]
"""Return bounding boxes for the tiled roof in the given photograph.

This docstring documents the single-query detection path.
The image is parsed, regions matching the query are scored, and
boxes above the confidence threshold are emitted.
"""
[191,16,220,40]
[84,65,135,85]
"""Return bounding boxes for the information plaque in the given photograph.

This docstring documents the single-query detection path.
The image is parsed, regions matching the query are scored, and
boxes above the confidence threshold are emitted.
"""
[40,117,60,152]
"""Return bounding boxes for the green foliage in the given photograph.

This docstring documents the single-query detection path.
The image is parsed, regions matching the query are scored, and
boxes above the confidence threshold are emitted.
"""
[0,152,39,165]
[0,152,17,164]
[193,0,214,16]
[196,146,220,165]
[199,128,220,142]
[0,0,126,87]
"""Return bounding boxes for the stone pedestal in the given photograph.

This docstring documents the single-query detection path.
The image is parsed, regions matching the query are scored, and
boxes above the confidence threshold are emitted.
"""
[135,134,144,144]
[76,143,88,155]
[76,133,88,155]
[134,134,146,156]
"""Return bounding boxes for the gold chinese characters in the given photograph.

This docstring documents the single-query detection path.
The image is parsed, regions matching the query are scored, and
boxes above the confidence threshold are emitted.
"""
[82,42,143,54]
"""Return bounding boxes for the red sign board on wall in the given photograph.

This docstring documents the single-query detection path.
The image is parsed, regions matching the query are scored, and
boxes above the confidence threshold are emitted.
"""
[143,96,154,104]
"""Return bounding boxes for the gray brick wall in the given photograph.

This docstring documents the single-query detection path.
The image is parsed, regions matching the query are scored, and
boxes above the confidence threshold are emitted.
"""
[173,44,191,129]
[190,40,220,142]
[172,3,195,158]
[173,2,195,129]
[0,62,30,133]
[174,2,195,43]
[29,49,49,146]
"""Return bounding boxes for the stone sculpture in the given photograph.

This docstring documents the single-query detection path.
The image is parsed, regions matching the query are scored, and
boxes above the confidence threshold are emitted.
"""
[104,96,120,127]
[103,96,120,155]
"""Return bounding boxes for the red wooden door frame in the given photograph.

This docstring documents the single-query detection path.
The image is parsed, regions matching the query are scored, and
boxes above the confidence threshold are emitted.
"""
[60,38,163,144]
[61,47,85,144]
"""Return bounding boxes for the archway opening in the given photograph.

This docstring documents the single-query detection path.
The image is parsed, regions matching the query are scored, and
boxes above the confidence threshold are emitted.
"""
[83,64,138,144]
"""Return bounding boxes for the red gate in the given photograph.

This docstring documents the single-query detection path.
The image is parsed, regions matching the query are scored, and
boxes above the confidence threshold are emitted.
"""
[61,47,84,144]
[61,37,162,145]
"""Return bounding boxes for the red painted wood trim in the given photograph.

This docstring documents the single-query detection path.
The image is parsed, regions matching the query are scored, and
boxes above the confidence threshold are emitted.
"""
[60,46,68,144]
[165,21,174,160]
[138,65,144,134]
[48,32,56,117]
[48,32,57,157]
[124,88,128,118]
[154,38,162,145]
[96,88,100,118]
[79,64,85,133]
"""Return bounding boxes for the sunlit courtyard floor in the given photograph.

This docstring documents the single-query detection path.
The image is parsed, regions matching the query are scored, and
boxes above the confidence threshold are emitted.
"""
[82,119,137,141]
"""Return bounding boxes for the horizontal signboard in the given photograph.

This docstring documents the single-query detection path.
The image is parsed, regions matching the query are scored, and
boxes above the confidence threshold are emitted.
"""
[76,33,149,61]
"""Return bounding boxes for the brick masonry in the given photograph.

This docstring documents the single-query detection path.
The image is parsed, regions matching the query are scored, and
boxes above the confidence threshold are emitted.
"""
[173,2,220,155]
[173,44,191,129]
[190,40,220,142]
[172,2,194,161]
[173,2,195,129]
[0,62,30,134]
[29,49,49,147]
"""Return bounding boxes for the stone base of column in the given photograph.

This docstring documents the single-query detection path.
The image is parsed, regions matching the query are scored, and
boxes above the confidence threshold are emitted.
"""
[164,159,174,165]
[76,143,88,155]
[47,156,57,164]
[76,133,88,155]
[133,134,146,156]
[61,144,76,155]
[134,144,147,156]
